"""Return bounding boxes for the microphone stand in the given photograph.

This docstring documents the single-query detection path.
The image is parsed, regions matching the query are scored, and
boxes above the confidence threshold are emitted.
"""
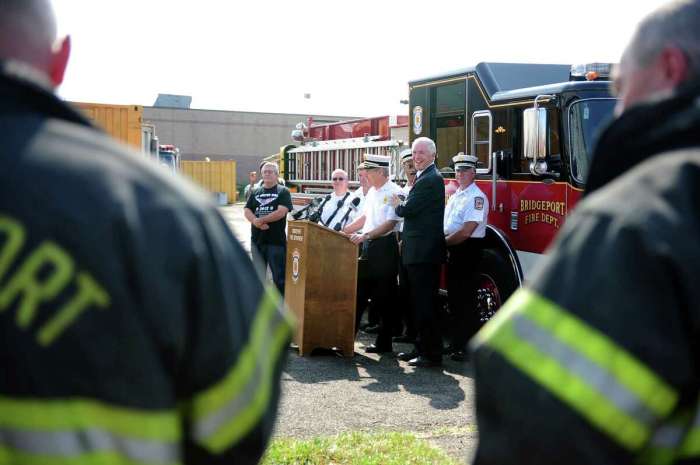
[292,200,316,220]
[310,195,331,223]
[334,205,357,231]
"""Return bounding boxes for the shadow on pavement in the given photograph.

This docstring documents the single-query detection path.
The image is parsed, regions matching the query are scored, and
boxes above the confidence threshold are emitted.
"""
[284,331,470,410]
[400,366,466,410]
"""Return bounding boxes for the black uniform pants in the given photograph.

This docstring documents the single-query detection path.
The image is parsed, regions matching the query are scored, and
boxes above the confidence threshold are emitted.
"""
[405,262,442,361]
[397,236,416,338]
[447,239,484,350]
[356,276,380,330]
[356,279,379,329]
[356,234,399,348]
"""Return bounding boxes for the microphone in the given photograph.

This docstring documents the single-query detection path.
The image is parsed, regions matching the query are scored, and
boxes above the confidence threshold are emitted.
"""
[291,207,307,220]
[309,194,331,223]
[334,196,361,231]
[291,197,322,220]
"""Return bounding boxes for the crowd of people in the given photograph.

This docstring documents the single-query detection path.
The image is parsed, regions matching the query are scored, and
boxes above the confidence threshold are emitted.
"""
[245,136,490,368]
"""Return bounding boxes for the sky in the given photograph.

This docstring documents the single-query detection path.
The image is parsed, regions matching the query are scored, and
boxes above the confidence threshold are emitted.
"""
[54,0,666,118]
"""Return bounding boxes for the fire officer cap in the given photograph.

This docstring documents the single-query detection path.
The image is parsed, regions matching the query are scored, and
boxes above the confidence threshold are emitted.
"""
[453,152,479,170]
[363,153,391,169]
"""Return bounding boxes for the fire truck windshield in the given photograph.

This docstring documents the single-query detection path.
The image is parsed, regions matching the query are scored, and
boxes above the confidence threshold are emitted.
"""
[568,98,616,183]
[158,153,177,173]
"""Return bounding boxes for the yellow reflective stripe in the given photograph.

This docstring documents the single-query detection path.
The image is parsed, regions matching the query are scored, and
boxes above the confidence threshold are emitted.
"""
[0,396,179,442]
[515,289,677,417]
[190,286,278,418]
[640,428,700,463]
[191,285,293,453]
[0,446,180,465]
[478,310,651,450]
[640,447,677,465]
[680,428,700,458]
[636,401,700,464]
[205,316,291,451]
[640,405,700,463]
[640,422,687,465]
[678,403,700,458]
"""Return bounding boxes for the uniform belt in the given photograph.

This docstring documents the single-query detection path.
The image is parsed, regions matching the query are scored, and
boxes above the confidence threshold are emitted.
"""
[449,237,485,244]
[448,237,485,252]
[368,234,396,243]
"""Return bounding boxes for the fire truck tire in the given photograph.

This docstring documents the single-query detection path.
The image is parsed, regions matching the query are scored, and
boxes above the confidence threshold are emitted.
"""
[476,248,519,325]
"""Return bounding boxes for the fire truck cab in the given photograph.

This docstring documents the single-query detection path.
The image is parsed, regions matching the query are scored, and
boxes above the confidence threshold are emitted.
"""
[409,62,616,321]
[157,144,181,174]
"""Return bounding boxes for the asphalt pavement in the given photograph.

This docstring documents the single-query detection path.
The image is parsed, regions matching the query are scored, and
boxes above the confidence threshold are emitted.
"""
[219,204,478,463]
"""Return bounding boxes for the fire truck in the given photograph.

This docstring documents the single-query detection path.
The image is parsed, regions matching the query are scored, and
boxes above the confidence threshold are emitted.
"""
[266,115,409,206]
[157,144,181,174]
[408,62,616,321]
[72,102,181,173]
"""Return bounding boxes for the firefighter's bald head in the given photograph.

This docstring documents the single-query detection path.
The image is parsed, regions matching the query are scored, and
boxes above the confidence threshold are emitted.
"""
[614,0,700,115]
[0,0,70,88]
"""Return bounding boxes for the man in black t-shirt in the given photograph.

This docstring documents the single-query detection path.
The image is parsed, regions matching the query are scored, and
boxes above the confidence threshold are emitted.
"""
[244,162,293,294]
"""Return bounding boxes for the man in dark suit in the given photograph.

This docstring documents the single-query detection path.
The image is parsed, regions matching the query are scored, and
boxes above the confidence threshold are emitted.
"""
[391,137,447,367]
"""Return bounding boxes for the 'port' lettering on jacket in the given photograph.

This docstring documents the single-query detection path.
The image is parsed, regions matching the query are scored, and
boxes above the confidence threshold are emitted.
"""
[0,215,110,347]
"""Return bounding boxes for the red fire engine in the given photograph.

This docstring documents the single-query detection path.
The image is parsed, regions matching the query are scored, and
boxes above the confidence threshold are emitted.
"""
[267,115,409,205]
[409,62,616,321]
[269,62,615,324]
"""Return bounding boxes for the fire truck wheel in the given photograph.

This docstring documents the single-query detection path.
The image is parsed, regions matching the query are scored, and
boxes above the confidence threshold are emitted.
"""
[476,248,518,325]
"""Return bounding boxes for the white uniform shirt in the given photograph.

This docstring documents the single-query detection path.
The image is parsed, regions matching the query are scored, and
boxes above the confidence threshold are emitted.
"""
[320,192,355,228]
[398,184,412,232]
[444,182,489,238]
[363,180,402,236]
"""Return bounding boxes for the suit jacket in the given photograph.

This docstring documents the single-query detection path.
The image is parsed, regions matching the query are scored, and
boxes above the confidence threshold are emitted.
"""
[396,164,446,265]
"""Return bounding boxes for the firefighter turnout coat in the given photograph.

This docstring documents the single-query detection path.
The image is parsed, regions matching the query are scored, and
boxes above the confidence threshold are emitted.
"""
[0,62,293,465]
[471,81,700,464]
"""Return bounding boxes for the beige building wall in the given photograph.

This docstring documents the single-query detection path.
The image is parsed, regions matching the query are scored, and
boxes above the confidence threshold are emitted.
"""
[143,107,356,187]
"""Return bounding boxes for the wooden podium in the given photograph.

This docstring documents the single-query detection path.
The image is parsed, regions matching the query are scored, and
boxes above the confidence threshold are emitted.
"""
[285,220,358,357]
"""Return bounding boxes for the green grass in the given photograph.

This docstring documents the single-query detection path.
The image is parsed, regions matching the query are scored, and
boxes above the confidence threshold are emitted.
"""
[261,431,461,465]
[417,425,476,439]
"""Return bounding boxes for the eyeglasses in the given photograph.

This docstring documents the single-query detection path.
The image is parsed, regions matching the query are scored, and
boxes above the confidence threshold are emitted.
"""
[332,177,346,181]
